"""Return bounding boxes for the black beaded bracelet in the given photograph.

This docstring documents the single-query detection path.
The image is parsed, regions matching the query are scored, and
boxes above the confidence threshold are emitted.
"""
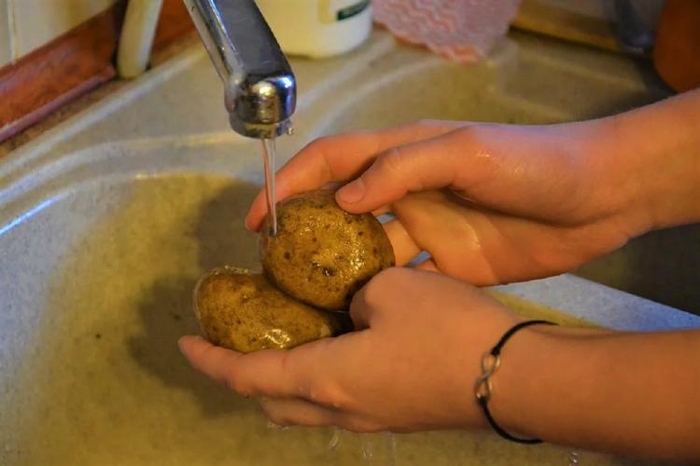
[474,319,557,444]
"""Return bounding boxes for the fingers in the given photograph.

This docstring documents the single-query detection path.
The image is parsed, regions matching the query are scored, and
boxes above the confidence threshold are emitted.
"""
[179,336,376,430]
[335,129,469,214]
[179,334,367,403]
[259,398,382,432]
[178,335,296,397]
[393,192,504,285]
[258,397,340,428]
[348,267,412,329]
[245,121,463,231]
[382,218,421,266]
[334,123,591,224]
[178,335,246,388]
[177,338,366,429]
[348,291,372,330]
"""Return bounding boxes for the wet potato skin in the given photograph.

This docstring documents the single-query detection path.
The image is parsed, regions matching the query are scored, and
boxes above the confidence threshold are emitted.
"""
[193,190,394,353]
[194,266,351,353]
[260,189,395,311]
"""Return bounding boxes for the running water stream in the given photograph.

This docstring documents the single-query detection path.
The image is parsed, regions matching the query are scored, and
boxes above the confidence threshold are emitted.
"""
[261,138,278,235]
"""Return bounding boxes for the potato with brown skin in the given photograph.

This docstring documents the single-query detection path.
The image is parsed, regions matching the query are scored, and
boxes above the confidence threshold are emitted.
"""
[194,266,351,353]
[260,189,395,311]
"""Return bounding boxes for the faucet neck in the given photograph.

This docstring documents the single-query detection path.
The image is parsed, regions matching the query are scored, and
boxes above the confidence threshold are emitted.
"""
[185,0,297,138]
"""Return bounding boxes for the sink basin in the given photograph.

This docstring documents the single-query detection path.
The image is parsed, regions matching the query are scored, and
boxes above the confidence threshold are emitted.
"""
[1,31,697,465]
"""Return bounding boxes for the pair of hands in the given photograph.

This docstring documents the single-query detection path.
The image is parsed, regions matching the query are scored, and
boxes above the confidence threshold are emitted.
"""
[180,118,648,432]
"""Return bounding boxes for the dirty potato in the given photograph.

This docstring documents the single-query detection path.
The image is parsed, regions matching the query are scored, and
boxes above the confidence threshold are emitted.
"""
[260,189,395,311]
[194,266,351,353]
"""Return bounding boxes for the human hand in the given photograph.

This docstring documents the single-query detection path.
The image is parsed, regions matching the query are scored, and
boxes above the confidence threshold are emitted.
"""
[245,119,652,286]
[179,267,522,432]
[180,267,700,460]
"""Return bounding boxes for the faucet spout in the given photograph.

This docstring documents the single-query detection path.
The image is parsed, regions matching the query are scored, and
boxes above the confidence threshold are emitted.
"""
[184,0,296,139]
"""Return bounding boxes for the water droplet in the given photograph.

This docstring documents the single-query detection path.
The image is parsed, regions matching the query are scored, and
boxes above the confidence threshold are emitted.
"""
[360,432,396,465]
[327,428,341,452]
[266,420,288,431]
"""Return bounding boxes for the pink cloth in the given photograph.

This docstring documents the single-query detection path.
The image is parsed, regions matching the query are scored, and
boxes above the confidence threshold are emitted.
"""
[373,0,521,64]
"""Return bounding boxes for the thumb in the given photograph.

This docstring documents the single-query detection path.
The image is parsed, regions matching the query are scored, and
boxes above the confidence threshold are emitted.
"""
[348,267,418,330]
[335,129,467,213]
[337,124,586,223]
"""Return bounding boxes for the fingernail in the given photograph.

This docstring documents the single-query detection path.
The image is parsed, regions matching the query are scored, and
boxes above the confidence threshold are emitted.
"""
[177,337,188,355]
[178,335,201,351]
[244,213,255,231]
[338,179,365,204]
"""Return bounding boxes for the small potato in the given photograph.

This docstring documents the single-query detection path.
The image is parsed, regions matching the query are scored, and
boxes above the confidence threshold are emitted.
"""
[260,189,395,311]
[194,266,351,353]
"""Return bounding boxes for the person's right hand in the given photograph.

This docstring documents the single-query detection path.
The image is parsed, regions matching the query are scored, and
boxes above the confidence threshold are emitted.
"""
[246,119,657,286]
[252,100,700,285]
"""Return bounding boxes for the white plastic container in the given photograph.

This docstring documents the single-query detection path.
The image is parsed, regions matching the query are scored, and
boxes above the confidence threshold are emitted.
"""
[256,0,373,58]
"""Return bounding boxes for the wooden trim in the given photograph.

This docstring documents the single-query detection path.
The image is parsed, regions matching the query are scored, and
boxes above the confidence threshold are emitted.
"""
[0,2,125,142]
[0,0,193,144]
[154,0,193,52]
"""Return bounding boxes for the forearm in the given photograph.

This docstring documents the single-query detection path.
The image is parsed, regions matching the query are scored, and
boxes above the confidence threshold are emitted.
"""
[595,88,700,233]
[493,325,700,461]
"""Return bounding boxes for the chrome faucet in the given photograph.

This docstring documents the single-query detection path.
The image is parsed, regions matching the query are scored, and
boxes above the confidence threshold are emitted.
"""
[184,0,296,139]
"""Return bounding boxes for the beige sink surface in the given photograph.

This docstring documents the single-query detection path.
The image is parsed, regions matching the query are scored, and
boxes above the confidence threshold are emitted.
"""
[1,31,697,465]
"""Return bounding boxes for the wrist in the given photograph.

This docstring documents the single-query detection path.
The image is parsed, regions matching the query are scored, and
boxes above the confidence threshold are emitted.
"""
[595,90,700,232]
[484,323,608,441]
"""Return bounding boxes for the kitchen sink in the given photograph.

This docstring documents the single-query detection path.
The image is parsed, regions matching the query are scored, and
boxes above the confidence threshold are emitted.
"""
[1,30,697,465]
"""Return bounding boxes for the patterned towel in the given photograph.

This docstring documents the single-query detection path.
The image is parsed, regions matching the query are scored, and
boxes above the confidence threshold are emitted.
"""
[373,0,522,64]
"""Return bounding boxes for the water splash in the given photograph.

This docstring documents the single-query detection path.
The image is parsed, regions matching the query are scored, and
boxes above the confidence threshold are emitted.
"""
[266,419,288,431]
[361,432,396,466]
[327,429,397,466]
[328,428,342,453]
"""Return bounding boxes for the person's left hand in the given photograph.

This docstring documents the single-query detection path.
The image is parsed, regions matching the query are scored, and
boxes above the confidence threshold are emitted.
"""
[179,268,521,432]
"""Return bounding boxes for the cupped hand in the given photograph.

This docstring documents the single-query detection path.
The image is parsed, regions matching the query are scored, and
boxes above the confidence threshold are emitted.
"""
[179,268,521,432]
[246,120,650,285]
